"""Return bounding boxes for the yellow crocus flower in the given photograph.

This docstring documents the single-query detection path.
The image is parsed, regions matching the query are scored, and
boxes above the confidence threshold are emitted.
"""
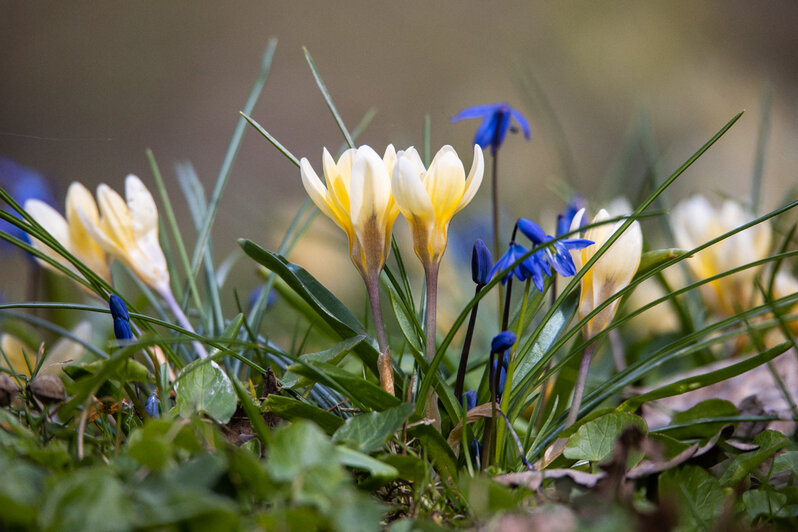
[671,195,771,317]
[391,145,484,267]
[300,145,400,282]
[571,207,643,338]
[24,183,111,282]
[77,175,170,295]
[1,321,91,377]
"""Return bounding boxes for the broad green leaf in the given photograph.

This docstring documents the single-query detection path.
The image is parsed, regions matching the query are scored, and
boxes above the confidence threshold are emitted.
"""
[281,336,365,388]
[239,240,381,375]
[335,445,399,480]
[660,399,739,441]
[633,248,687,280]
[387,288,423,355]
[333,403,414,453]
[508,290,578,420]
[720,430,789,487]
[38,468,134,532]
[0,457,45,526]
[289,360,401,412]
[743,489,788,521]
[659,465,725,532]
[773,451,798,477]
[408,424,458,480]
[458,475,528,519]
[176,361,237,423]
[266,420,341,482]
[264,395,344,434]
[564,412,647,463]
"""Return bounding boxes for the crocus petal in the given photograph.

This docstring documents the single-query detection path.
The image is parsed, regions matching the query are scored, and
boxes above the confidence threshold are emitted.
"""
[392,157,435,222]
[125,175,158,244]
[456,145,484,213]
[425,146,465,220]
[24,199,72,269]
[300,157,340,225]
[350,145,392,230]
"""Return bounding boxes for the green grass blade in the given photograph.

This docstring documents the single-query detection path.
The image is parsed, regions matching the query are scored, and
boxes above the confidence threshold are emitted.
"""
[303,46,354,148]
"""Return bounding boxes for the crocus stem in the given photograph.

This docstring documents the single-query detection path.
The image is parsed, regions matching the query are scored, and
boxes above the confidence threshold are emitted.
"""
[423,262,441,430]
[160,286,208,359]
[454,285,481,400]
[565,341,596,428]
[365,273,394,396]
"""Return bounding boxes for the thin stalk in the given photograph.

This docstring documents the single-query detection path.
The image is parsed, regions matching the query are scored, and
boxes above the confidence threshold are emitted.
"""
[454,284,481,399]
[482,350,497,470]
[565,341,596,428]
[492,152,504,321]
[160,286,208,359]
[423,262,441,429]
[365,273,394,395]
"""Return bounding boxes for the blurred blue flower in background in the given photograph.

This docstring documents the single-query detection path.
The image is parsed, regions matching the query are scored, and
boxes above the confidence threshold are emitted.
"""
[556,195,585,237]
[0,156,55,249]
[451,103,530,155]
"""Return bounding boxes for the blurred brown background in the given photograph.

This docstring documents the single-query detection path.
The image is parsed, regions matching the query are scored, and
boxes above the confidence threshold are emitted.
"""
[2,2,797,304]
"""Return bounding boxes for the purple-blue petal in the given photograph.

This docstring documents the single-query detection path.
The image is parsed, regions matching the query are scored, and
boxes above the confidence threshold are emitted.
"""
[561,238,593,250]
[450,103,503,122]
[517,218,548,245]
[473,112,500,149]
[491,330,517,353]
[509,108,531,140]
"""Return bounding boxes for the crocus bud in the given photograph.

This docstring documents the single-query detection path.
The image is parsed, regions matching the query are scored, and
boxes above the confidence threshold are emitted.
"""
[471,239,492,285]
[491,331,516,353]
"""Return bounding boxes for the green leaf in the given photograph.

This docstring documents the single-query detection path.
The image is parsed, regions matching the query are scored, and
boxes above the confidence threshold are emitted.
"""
[634,248,687,280]
[773,451,798,477]
[564,412,647,463]
[408,424,458,480]
[289,360,401,412]
[281,336,365,388]
[660,399,739,441]
[387,288,423,356]
[264,395,344,434]
[266,420,341,482]
[239,240,381,375]
[333,403,414,453]
[335,445,399,480]
[38,468,134,532]
[508,290,578,419]
[176,360,237,423]
[618,342,791,412]
[0,457,45,526]
[659,465,725,532]
[720,430,789,487]
[743,489,788,521]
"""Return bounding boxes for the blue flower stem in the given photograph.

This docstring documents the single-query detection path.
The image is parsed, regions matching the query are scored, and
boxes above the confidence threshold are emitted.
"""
[565,340,596,428]
[365,273,394,396]
[423,262,442,430]
[454,284,482,400]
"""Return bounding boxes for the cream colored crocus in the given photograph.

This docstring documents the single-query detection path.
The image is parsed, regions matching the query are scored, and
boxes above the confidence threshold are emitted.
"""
[25,183,110,282]
[77,175,170,296]
[300,145,400,395]
[671,195,771,317]
[391,145,484,267]
[571,207,643,338]
[1,321,91,377]
[300,145,399,282]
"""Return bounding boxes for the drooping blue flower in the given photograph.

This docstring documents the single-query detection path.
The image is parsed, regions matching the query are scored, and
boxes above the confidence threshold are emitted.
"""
[0,156,55,249]
[469,438,482,468]
[471,239,493,285]
[491,331,516,354]
[517,217,593,278]
[451,103,531,155]
[109,294,134,341]
[144,393,160,418]
[462,389,477,412]
[556,195,586,237]
[488,242,550,291]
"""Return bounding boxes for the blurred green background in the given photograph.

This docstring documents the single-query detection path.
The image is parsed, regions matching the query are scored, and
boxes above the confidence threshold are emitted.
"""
[2,1,797,304]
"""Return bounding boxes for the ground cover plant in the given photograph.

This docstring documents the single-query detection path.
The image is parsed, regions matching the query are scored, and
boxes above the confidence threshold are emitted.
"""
[1,41,797,531]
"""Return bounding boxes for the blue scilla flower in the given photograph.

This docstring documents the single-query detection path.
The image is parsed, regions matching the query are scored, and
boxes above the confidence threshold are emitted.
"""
[462,389,477,411]
[491,331,516,353]
[451,103,531,155]
[109,294,134,341]
[488,243,550,291]
[469,438,482,468]
[517,217,593,278]
[144,393,160,418]
[471,239,492,285]
[556,196,586,237]
[0,156,55,249]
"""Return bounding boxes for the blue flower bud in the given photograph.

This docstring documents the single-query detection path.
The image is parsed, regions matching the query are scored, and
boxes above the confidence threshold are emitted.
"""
[469,438,482,467]
[462,389,477,411]
[471,239,492,285]
[144,393,160,418]
[109,295,129,322]
[113,318,134,341]
[491,331,516,353]
[491,358,508,396]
